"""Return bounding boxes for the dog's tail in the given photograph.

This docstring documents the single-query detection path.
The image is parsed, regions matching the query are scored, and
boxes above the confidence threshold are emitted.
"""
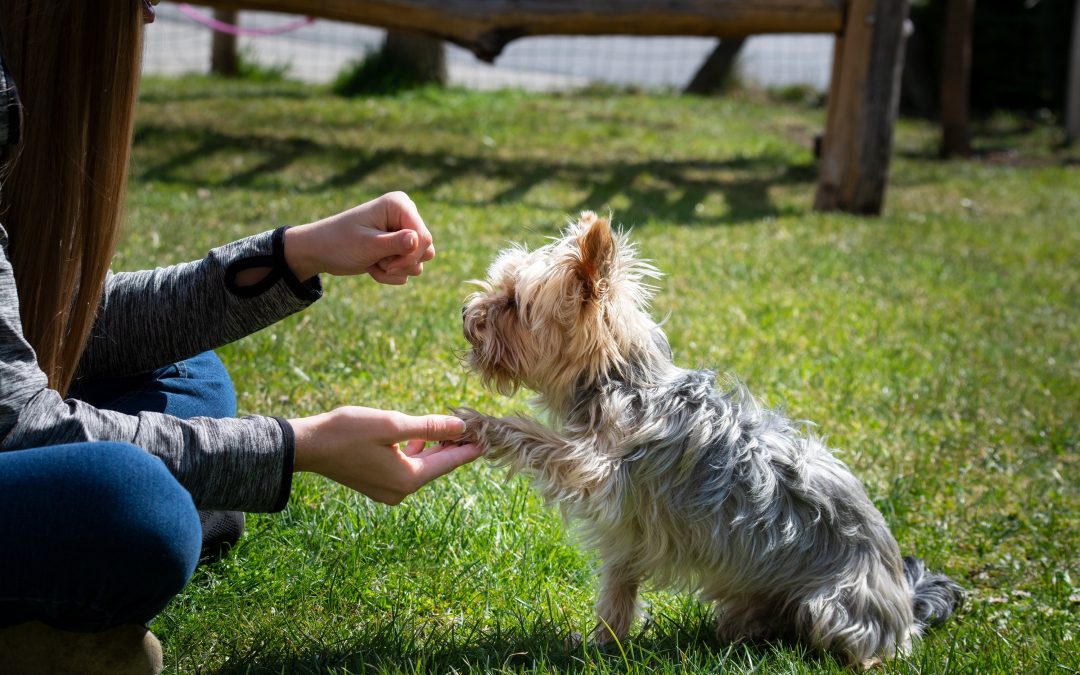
[902,555,964,629]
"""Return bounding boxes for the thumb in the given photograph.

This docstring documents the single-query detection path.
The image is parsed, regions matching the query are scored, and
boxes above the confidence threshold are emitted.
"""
[396,414,466,441]
[371,229,417,260]
[389,229,418,254]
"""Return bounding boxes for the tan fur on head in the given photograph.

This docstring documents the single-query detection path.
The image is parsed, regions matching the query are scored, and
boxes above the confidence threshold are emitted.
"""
[574,211,615,300]
[461,211,661,415]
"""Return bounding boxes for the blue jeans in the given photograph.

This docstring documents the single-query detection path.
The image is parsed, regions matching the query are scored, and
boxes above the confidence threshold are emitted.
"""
[0,352,237,631]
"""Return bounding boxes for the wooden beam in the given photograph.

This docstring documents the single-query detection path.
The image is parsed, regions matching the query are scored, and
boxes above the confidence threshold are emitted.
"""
[193,0,845,60]
[940,0,975,157]
[815,0,910,215]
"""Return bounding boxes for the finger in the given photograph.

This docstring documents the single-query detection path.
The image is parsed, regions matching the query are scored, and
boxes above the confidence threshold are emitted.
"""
[399,262,423,277]
[367,267,409,285]
[372,273,409,285]
[419,245,435,264]
[376,256,422,276]
[394,414,466,442]
[412,443,484,484]
[386,198,432,270]
[417,440,474,459]
[403,439,427,456]
[416,440,452,458]
[393,195,432,248]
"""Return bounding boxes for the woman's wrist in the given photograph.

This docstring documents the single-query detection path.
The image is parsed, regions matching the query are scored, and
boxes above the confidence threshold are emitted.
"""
[283,223,323,281]
[289,411,329,474]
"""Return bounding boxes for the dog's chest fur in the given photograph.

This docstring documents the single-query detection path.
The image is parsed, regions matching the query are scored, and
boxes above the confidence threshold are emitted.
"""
[560,368,878,590]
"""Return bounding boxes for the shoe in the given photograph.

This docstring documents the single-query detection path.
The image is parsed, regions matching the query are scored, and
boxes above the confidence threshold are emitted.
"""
[198,510,244,563]
[0,621,162,674]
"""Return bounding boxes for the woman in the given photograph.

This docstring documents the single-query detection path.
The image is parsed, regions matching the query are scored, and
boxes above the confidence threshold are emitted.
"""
[0,2,480,672]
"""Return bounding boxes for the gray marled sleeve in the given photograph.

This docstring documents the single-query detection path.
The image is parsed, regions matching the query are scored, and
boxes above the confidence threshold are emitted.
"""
[0,387,292,512]
[0,226,295,512]
[77,227,322,379]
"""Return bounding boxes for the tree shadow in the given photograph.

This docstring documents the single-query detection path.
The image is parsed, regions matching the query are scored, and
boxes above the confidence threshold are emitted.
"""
[133,124,818,226]
[204,607,836,674]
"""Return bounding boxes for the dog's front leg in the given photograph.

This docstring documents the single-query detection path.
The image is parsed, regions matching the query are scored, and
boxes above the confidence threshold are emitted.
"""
[454,408,614,501]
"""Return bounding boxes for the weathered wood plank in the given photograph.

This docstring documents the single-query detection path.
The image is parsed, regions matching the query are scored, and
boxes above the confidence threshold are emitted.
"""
[815,0,910,215]
[196,0,845,60]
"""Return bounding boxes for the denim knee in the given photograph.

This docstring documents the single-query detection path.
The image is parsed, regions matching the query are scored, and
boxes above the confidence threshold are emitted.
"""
[67,350,238,420]
[0,441,202,630]
[83,443,203,606]
[180,351,237,419]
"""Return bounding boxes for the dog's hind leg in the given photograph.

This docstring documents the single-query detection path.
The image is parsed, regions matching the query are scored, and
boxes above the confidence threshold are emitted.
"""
[794,585,912,669]
[711,593,786,646]
[590,556,642,647]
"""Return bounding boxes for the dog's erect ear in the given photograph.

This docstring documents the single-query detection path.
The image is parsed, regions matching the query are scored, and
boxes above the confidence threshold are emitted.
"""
[575,211,615,298]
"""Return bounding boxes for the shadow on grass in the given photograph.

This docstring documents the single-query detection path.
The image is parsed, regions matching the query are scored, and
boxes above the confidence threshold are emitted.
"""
[138,80,317,104]
[896,116,1080,165]
[132,124,818,226]
[206,610,837,674]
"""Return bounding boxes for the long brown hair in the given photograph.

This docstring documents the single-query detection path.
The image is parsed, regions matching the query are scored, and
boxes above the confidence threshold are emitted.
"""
[0,0,144,394]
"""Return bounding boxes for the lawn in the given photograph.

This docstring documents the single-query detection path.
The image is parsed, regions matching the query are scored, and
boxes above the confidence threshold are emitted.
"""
[127,76,1079,673]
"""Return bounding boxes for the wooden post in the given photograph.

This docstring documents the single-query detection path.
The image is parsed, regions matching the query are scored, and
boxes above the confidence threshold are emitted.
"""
[1066,0,1080,145]
[940,0,975,157]
[815,0,911,215]
[210,9,239,77]
[382,31,447,85]
[684,38,746,95]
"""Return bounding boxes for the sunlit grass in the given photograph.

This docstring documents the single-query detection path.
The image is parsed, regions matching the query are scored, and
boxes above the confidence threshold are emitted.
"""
[129,77,1079,674]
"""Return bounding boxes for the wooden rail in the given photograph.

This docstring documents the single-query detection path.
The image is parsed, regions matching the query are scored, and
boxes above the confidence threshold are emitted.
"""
[201,0,844,60]
[187,0,910,215]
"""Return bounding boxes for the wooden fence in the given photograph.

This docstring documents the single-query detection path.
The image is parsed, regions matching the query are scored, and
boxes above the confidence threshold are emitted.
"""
[191,0,912,215]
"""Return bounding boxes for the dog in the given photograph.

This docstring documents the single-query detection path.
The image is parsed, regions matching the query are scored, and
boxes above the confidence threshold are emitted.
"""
[456,212,962,668]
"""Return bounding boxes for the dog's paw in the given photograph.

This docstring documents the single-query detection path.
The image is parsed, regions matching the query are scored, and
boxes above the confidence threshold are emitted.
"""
[451,407,489,451]
[587,624,626,650]
[565,631,584,651]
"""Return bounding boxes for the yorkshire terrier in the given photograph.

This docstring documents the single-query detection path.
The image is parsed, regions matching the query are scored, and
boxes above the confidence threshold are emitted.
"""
[456,212,962,668]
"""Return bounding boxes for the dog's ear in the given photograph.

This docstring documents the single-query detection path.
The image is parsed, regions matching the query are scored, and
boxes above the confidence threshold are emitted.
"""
[576,211,615,299]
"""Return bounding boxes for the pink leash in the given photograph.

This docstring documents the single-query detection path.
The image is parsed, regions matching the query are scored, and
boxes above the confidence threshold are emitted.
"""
[176,4,315,36]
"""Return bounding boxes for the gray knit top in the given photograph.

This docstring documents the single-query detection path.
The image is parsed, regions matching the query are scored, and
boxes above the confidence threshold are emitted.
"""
[0,225,322,512]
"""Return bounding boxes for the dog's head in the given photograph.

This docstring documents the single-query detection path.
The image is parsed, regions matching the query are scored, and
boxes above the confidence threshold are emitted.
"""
[462,211,662,406]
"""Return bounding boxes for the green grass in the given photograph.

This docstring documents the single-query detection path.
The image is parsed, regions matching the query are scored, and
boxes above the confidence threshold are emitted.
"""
[127,77,1079,673]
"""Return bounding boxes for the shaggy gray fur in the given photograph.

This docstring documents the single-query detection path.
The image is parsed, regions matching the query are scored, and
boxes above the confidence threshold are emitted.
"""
[458,212,963,667]
[903,556,964,628]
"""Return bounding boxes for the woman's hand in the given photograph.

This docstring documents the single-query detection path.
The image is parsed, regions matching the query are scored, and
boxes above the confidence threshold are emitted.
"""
[289,407,482,505]
[284,191,436,285]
